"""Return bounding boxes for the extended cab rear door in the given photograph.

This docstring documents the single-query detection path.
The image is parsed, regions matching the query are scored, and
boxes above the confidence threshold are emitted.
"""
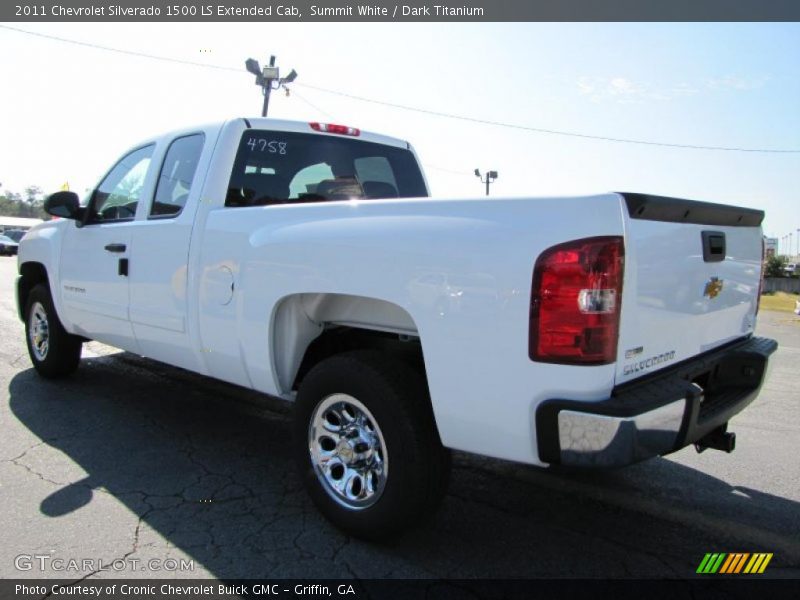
[126,130,214,372]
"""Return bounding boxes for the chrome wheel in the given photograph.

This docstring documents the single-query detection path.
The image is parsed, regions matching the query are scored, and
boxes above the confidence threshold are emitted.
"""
[308,393,388,510]
[28,302,50,361]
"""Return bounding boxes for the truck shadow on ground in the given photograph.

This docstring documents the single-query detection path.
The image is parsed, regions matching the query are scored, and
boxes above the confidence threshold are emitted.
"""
[8,352,800,578]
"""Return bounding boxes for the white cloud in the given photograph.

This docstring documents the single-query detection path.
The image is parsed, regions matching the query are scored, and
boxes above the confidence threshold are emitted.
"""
[577,76,668,103]
[577,74,766,103]
[705,75,770,91]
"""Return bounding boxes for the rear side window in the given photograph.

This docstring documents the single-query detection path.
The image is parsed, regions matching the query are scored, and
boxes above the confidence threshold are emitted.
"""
[150,133,205,218]
[225,130,427,207]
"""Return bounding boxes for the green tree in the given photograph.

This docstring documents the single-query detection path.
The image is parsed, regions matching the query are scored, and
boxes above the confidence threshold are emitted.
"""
[764,254,788,278]
[0,185,49,219]
[0,190,22,216]
[22,185,44,218]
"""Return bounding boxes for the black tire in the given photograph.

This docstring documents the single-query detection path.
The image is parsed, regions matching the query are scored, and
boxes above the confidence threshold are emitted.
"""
[294,350,450,540]
[24,283,82,378]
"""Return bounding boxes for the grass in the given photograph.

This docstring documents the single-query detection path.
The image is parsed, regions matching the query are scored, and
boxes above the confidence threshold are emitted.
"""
[760,291,800,313]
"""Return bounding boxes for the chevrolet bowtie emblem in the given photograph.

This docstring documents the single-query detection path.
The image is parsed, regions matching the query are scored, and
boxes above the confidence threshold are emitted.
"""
[703,277,724,299]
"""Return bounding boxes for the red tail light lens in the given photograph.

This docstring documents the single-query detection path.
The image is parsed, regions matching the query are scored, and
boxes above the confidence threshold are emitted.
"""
[529,236,624,365]
[309,122,360,136]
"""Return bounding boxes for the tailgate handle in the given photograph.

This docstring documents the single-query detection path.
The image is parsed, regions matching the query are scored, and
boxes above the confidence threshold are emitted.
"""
[701,231,726,263]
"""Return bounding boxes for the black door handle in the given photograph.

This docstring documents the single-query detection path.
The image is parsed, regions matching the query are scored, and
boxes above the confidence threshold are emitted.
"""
[104,243,126,253]
[701,231,725,263]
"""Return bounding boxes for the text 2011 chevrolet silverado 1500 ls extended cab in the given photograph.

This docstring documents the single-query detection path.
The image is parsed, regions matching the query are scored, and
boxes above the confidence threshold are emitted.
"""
[17,118,777,538]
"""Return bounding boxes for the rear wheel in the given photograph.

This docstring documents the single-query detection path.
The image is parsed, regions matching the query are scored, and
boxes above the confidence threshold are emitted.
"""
[25,284,82,378]
[294,350,450,540]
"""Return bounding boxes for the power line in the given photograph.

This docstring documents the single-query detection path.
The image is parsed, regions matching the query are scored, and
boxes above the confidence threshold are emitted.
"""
[296,83,800,154]
[292,81,473,177]
[291,89,337,120]
[279,92,472,177]
[0,24,240,72]
[2,24,798,155]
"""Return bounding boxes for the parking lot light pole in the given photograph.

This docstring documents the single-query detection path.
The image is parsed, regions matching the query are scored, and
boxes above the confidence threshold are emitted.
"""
[474,169,498,196]
[245,55,298,117]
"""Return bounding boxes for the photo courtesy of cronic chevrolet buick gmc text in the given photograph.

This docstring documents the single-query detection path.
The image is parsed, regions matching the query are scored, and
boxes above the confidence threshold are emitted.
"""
[16,118,777,539]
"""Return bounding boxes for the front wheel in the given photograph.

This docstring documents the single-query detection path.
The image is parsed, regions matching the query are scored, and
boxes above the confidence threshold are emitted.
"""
[294,350,450,540]
[25,284,82,378]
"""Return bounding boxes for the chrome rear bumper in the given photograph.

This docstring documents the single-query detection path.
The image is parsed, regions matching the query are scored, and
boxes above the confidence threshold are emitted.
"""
[536,336,777,468]
[557,397,688,467]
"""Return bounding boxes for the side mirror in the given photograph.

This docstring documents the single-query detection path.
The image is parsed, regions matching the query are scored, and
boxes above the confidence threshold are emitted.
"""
[44,191,80,220]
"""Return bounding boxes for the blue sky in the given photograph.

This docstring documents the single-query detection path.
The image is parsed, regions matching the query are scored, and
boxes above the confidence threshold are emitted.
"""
[0,22,798,248]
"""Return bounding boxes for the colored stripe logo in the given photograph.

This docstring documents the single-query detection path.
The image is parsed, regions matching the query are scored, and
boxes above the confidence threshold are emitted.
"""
[697,553,773,574]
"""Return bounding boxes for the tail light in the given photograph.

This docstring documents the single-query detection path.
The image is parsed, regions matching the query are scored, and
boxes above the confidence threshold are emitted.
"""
[309,122,360,136]
[529,236,624,365]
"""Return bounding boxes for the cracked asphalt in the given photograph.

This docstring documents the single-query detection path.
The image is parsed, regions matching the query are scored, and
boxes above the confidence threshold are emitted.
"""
[0,257,798,580]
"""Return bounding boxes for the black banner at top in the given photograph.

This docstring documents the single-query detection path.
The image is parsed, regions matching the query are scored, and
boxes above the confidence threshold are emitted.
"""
[3,0,800,22]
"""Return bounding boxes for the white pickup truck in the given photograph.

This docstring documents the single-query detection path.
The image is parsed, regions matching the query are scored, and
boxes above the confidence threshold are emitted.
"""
[17,118,776,539]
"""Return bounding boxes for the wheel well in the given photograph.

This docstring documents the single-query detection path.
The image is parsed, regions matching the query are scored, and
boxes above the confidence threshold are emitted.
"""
[292,326,425,391]
[272,292,422,394]
[17,262,48,321]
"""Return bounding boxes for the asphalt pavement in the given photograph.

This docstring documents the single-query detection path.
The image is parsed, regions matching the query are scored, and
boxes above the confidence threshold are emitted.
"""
[0,256,798,580]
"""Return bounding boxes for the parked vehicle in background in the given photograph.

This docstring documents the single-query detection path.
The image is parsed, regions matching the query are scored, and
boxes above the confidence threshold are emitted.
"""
[16,117,778,539]
[1,229,28,243]
[0,216,43,232]
[0,235,19,256]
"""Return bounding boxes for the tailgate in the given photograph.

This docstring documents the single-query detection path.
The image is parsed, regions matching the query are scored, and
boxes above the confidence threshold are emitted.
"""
[615,193,764,384]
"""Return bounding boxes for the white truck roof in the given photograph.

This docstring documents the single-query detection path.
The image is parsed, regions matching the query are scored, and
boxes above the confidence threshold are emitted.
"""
[136,118,411,152]
[242,117,411,150]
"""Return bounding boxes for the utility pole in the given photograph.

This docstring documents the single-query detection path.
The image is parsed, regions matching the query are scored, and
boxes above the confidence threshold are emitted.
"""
[244,55,298,117]
[474,169,498,196]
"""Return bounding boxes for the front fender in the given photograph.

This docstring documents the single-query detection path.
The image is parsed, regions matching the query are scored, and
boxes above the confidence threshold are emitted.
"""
[17,221,72,329]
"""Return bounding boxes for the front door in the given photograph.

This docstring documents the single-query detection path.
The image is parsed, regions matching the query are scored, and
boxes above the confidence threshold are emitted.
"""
[60,144,155,351]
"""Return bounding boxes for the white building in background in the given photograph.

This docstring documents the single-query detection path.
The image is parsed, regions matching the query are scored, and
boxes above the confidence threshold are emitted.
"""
[0,216,44,233]
[764,237,778,258]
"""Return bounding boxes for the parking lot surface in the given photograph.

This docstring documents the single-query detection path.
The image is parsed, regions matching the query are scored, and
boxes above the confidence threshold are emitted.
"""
[0,256,798,580]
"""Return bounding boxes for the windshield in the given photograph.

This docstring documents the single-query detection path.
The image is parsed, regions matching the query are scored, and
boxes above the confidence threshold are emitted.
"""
[2,231,24,242]
[226,130,427,207]
[0,235,16,243]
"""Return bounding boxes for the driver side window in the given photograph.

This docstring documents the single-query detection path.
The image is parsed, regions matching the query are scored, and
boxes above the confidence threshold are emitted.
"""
[89,145,154,223]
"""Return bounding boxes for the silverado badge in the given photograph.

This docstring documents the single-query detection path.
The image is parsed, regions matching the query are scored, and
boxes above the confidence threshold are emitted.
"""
[703,277,724,299]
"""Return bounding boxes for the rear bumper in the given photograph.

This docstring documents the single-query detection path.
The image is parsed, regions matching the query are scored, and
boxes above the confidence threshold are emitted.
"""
[535,336,777,468]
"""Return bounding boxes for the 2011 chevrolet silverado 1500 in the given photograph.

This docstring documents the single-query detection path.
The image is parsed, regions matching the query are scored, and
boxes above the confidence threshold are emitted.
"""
[17,118,777,538]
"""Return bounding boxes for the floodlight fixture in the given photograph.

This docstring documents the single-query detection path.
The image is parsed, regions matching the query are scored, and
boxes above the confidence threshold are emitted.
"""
[263,66,280,80]
[245,58,261,77]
